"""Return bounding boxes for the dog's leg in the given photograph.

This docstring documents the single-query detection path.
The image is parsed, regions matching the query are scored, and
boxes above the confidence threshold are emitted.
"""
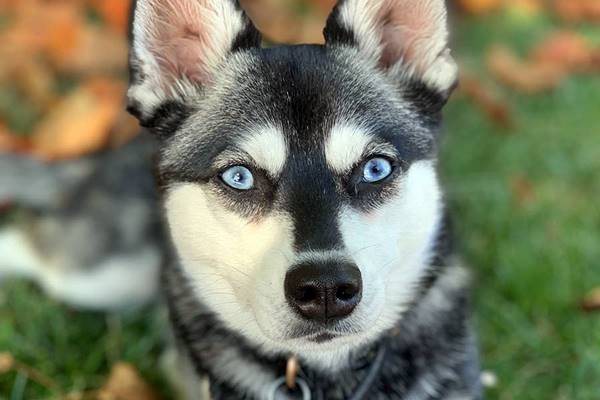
[37,246,161,310]
[161,345,210,400]
[0,227,44,280]
[0,227,159,310]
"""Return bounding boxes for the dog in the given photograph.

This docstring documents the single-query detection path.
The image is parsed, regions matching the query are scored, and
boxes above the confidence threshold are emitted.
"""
[127,0,482,398]
[0,136,162,309]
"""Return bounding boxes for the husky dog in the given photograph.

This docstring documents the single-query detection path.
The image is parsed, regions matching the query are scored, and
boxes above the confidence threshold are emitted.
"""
[128,0,481,398]
[0,136,162,309]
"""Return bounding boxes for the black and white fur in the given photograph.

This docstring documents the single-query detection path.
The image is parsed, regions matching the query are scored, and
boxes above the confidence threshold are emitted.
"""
[0,136,162,309]
[128,0,481,398]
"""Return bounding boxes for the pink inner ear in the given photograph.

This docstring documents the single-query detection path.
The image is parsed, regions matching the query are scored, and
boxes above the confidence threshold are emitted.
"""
[147,0,217,87]
[377,0,446,73]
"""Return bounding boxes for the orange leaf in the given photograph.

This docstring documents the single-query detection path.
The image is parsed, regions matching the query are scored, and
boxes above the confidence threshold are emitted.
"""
[505,0,544,16]
[531,31,594,73]
[487,46,565,93]
[31,79,125,160]
[51,25,128,75]
[0,122,32,154]
[581,287,600,313]
[457,0,503,15]
[510,175,536,205]
[460,75,514,129]
[554,0,600,23]
[98,363,162,400]
[14,60,57,110]
[89,0,132,34]
[109,109,140,148]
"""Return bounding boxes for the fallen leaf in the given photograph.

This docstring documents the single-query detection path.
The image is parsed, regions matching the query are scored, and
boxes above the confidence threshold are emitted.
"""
[488,45,565,93]
[0,122,32,154]
[31,79,125,160]
[0,352,14,374]
[457,0,503,15]
[242,0,326,44]
[14,60,57,110]
[505,0,544,16]
[109,109,140,149]
[50,25,129,75]
[305,0,337,13]
[531,31,594,73]
[89,0,132,34]
[98,363,162,400]
[581,288,600,312]
[554,0,600,23]
[460,75,514,129]
[510,174,536,205]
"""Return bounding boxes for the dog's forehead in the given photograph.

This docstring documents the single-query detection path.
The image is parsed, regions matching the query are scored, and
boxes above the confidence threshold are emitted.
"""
[161,45,436,180]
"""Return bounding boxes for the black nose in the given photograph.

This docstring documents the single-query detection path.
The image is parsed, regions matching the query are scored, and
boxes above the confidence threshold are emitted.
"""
[284,261,362,322]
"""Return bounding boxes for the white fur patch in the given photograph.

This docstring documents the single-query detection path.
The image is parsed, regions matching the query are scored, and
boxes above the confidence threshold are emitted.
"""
[239,126,287,177]
[39,247,160,310]
[325,124,372,173]
[163,182,297,349]
[0,228,43,279]
[336,160,443,349]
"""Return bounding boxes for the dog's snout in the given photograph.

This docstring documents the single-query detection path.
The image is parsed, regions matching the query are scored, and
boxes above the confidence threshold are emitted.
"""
[284,261,362,322]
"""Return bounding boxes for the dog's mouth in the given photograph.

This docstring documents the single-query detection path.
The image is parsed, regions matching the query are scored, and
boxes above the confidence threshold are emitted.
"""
[287,325,354,343]
[309,332,338,343]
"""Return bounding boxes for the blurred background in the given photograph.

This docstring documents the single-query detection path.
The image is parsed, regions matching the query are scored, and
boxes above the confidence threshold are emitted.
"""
[0,0,599,399]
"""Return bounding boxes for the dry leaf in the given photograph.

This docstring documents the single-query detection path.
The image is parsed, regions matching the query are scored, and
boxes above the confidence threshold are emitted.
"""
[505,0,544,16]
[51,25,128,75]
[305,0,337,13]
[510,175,536,205]
[14,60,57,110]
[581,288,600,313]
[531,31,594,73]
[554,0,600,23]
[242,0,326,44]
[89,0,132,34]
[31,79,125,160]
[109,109,140,149]
[0,122,32,154]
[488,45,565,93]
[0,352,14,374]
[457,0,503,15]
[460,75,514,129]
[98,363,162,400]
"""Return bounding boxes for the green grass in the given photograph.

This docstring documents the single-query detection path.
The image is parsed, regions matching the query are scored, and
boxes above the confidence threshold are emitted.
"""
[1,14,599,400]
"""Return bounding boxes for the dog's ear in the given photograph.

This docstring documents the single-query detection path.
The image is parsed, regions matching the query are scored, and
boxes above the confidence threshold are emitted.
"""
[127,0,260,131]
[324,0,457,102]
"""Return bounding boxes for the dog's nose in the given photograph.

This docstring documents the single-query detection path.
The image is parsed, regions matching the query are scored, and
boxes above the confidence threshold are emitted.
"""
[284,261,362,322]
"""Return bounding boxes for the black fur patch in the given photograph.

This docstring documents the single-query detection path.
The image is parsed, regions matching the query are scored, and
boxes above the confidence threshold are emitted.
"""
[323,0,357,47]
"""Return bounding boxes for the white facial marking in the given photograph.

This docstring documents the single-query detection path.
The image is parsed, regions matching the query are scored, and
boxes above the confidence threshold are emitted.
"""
[164,182,297,348]
[325,124,372,173]
[337,160,443,343]
[239,126,287,177]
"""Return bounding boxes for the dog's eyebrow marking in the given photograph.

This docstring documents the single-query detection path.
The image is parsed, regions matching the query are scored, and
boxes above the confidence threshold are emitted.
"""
[325,124,373,173]
[239,126,287,176]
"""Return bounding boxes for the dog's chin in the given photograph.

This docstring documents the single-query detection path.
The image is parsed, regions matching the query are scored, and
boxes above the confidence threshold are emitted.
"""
[249,318,381,372]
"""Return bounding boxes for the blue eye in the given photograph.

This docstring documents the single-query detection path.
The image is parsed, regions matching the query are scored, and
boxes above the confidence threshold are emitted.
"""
[221,166,254,190]
[362,158,393,183]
